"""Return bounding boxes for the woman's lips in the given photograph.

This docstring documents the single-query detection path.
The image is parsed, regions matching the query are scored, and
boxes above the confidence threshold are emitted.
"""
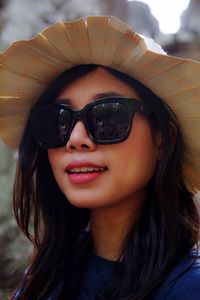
[67,171,106,184]
[65,159,108,184]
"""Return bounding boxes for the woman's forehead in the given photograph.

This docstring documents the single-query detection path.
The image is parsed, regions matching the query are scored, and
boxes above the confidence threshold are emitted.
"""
[56,67,140,107]
[56,91,125,105]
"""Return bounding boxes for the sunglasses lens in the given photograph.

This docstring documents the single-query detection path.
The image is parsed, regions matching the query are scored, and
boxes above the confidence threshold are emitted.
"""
[87,101,131,142]
[31,107,72,148]
[58,108,73,142]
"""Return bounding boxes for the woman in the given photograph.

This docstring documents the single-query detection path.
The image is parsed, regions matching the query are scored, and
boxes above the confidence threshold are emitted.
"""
[0,16,200,300]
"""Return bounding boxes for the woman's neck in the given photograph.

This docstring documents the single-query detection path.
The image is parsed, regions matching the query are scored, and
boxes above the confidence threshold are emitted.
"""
[90,193,145,261]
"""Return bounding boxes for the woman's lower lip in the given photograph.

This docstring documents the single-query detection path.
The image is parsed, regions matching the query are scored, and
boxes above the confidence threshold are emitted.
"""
[67,171,105,184]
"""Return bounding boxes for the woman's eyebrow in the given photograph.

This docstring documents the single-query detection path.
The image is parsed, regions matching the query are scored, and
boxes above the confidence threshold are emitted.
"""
[93,92,124,100]
[57,92,123,105]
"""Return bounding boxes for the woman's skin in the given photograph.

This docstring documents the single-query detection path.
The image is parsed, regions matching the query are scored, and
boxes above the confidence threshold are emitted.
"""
[48,67,163,261]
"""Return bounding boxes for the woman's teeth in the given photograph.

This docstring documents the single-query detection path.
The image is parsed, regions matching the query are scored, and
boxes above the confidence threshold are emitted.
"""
[68,167,106,173]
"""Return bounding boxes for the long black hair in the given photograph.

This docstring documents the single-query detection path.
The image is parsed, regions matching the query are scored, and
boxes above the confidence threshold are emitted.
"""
[11,65,200,300]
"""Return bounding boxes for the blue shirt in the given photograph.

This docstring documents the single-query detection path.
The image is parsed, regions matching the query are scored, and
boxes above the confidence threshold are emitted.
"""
[76,251,118,300]
[14,248,200,300]
[154,249,200,300]
[47,248,200,300]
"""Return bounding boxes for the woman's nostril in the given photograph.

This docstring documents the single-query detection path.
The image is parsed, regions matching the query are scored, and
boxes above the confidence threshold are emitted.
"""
[82,144,90,149]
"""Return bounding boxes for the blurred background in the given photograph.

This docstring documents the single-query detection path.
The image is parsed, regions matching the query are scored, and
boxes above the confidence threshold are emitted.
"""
[0,0,199,299]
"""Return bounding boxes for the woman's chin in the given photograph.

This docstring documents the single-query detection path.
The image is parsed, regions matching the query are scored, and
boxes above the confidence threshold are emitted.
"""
[65,194,115,209]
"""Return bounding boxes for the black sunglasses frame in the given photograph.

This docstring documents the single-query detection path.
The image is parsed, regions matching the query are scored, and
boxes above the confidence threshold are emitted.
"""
[30,96,148,148]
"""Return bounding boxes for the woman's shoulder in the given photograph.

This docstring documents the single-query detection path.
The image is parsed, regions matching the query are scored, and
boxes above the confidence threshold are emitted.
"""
[155,248,200,300]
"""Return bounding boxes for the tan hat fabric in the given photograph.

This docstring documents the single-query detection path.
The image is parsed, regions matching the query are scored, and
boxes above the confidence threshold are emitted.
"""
[0,15,200,194]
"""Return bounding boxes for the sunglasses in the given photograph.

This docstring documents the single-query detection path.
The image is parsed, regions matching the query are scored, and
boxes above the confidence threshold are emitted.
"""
[30,96,147,149]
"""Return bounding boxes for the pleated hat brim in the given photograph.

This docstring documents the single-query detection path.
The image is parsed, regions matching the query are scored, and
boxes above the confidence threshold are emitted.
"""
[0,15,200,194]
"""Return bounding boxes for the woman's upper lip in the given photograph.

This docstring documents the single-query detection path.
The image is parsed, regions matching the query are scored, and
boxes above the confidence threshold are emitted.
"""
[65,159,107,171]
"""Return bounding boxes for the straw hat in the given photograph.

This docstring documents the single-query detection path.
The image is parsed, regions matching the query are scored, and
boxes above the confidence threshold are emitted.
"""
[0,15,200,194]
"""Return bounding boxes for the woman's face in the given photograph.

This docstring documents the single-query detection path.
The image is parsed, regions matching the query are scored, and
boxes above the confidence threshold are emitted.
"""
[48,67,162,209]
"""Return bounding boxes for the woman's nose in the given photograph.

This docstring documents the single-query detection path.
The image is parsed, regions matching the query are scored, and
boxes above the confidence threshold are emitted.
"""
[65,121,97,152]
